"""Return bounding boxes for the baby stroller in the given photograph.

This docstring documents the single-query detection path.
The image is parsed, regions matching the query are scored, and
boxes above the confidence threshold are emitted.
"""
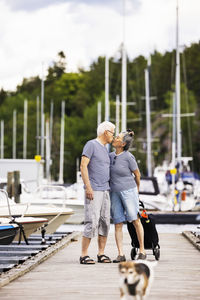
[127,201,160,260]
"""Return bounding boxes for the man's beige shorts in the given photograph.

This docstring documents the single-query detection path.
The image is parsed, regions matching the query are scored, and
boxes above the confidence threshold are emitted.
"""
[83,191,110,238]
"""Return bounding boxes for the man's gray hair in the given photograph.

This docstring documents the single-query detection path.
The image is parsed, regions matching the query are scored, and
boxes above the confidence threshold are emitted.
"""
[97,121,115,136]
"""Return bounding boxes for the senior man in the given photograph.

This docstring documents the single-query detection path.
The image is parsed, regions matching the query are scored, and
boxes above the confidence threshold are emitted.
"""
[80,121,115,264]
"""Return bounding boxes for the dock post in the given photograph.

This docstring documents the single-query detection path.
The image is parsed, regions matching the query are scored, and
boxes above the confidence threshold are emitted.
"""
[13,170,21,203]
[7,172,13,199]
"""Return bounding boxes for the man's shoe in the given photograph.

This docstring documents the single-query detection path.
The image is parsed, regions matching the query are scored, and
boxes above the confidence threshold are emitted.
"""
[113,255,126,263]
[137,253,147,260]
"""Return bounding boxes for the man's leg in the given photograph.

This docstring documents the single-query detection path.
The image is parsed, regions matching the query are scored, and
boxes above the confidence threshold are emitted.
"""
[80,195,95,260]
[80,235,95,264]
[81,191,99,262]
[97,234,111,262]
[98,234,107,256]
[97,191,111,262]
[81,236,91,257]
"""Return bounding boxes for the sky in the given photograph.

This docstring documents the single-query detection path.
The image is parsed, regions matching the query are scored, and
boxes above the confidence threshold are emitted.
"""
[0,0,200,91]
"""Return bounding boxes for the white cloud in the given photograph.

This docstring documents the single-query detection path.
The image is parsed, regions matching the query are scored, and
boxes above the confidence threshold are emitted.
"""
[5,0,141,14]
[0,0,200,91]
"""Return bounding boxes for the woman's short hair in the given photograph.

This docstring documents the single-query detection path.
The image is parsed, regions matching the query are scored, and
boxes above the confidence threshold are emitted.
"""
[97,121,115,136]
[122,129,134,151]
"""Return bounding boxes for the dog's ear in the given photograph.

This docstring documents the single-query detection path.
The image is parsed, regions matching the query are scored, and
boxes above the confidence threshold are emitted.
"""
[119,262,123,270]
[119,261,127,270]
[135,263,150,278]
[135,263,143,274]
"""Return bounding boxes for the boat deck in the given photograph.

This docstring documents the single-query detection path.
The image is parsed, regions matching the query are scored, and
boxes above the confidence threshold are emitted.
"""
[0,231,199,299]
[65,210,200,225]
[150,210,200,224]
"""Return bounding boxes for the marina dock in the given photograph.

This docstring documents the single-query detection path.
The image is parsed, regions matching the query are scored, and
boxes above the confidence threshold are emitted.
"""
[0,230,199,299]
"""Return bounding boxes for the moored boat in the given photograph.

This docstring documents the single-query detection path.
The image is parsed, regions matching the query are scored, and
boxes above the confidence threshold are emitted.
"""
[0,189,74,234]
[0,222,19,245]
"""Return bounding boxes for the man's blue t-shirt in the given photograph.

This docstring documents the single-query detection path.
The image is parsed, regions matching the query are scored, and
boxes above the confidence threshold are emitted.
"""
[109,151,138,192]
[82,139,110,191]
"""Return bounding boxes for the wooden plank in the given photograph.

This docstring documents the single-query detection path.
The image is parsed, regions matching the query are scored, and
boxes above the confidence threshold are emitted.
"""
[0,232,199,299]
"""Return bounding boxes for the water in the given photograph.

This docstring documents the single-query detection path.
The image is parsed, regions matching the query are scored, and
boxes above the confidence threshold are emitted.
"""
[57,223,199,234]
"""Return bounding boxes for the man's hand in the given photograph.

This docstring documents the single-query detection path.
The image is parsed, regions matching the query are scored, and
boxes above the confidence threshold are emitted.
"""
[80,155,94,200]
[86,186,94,200]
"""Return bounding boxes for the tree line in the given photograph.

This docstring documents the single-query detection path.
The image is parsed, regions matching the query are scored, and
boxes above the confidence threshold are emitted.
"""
[0,43,200,183]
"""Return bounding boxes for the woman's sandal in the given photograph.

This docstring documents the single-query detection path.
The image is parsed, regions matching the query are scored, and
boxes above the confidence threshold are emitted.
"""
[97,254,111,263]
[80,256,95,264]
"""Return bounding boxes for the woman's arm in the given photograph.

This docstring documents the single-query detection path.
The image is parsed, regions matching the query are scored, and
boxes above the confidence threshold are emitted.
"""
[132,168,141,193]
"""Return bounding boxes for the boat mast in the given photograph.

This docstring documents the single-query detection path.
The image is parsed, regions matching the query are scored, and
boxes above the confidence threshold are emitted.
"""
[176,0,182,170]
[1,120,4,159]
[172,93,176,168]
[115,95,120,136]
[41,63,45,158]
[121,0,127,132]
[13,110,17,159]
[145,57,152,176]
[58,101,65,184]
[171,92,177,210]
[36,96,40,155]
[97,101,102,126]
[105,56,109,122]
[49,100,54,160]
[23,99,28,159]
[45,120,50,182]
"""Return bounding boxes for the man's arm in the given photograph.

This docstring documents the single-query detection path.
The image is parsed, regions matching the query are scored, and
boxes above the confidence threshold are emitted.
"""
[133,169,141,193]
[80,155,94,200]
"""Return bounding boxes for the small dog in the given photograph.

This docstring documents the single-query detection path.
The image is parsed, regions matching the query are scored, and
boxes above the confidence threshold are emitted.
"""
[119,260,156,300]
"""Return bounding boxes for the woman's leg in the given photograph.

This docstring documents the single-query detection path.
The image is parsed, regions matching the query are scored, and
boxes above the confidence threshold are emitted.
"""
[110,191,125,256]
[132,218,145,254]
[120,188,145,255]
[115,222,124,256]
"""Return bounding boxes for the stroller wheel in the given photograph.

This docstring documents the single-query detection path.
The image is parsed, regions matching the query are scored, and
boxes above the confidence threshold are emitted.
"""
[130,247,137,260]
[153,246,160,261]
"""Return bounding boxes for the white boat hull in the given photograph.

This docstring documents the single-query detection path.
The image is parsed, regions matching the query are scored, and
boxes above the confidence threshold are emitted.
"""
[14,217,48,240]
[0,203,74,234]
[0,217,48,241]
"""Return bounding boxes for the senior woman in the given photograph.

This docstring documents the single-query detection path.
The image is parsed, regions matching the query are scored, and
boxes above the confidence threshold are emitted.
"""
[109,129,146,262]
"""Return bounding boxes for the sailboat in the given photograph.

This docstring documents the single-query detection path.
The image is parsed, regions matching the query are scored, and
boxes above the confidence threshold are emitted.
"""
[168,2,199,211]
[152,1,199,212]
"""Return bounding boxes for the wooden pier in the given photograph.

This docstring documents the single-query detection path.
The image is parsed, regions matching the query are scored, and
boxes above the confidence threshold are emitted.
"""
[0,231,199,299]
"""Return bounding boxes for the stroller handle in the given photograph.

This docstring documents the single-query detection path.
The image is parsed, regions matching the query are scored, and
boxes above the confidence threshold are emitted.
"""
[139,200,145,209]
